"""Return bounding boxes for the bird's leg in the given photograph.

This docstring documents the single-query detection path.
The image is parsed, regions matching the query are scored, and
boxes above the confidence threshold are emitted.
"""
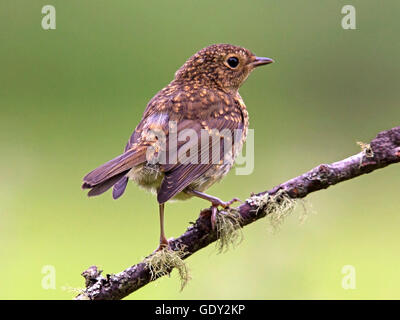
[154,203,169,252]
[188,189,241,208]
[186,190,241,229]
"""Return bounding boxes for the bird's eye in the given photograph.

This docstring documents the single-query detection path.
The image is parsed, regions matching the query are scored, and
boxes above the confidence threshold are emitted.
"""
[226,56,239,69]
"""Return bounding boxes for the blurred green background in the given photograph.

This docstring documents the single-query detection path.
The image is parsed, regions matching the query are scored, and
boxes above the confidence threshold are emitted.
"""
[0,0,399,299]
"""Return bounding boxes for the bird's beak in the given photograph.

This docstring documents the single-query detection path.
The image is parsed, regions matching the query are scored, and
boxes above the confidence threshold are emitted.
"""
[252,57,274,67]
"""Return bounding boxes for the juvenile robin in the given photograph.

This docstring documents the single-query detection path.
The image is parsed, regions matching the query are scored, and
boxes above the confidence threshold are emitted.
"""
[82,44,273,250]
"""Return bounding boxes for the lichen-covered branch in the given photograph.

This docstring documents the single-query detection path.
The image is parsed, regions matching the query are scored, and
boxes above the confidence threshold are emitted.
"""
[75,126,400,300]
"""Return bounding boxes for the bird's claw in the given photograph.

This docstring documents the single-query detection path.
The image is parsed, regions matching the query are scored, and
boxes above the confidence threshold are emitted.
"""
[209,197,242,230]
[152,238,170,254]
[211,197,242,209]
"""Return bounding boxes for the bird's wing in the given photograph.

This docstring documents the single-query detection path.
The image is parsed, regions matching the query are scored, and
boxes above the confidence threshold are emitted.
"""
[83,98,169,193]
[82,144,149,188]
[111,97,167,199]
[157,99,245,204]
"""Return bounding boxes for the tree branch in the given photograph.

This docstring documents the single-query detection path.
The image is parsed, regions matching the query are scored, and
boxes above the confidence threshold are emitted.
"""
[75,126,400,300]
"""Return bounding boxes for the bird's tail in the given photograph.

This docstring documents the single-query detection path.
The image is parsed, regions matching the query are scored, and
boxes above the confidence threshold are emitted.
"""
[82,148,146,199]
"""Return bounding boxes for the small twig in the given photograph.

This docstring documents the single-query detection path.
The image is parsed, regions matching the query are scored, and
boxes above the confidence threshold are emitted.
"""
[75,126,400,300]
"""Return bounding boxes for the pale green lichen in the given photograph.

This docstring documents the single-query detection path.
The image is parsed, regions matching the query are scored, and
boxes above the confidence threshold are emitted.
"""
[144,245,190,291]
[265,191,297,232]
[357,141,374,158]
[215,209,243,254]
[61,285,86,297]
[297,198,312,225]
[357,141,374,167]
[247,190,305,233]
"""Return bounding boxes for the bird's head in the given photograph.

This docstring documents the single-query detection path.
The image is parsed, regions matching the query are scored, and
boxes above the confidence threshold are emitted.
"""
[174,44,274,92]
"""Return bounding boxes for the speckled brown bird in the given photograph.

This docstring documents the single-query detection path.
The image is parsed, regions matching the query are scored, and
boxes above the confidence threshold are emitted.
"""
[82,44,273,250]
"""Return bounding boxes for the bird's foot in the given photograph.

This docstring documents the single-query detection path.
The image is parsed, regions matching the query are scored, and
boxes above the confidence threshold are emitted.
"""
[152,237,170,254]
[145,239,190,290]
[200,197,242,230]
[211,197,242,209]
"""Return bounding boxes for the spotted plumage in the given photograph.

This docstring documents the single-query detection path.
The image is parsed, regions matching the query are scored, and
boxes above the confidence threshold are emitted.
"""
[82,44,274,249]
